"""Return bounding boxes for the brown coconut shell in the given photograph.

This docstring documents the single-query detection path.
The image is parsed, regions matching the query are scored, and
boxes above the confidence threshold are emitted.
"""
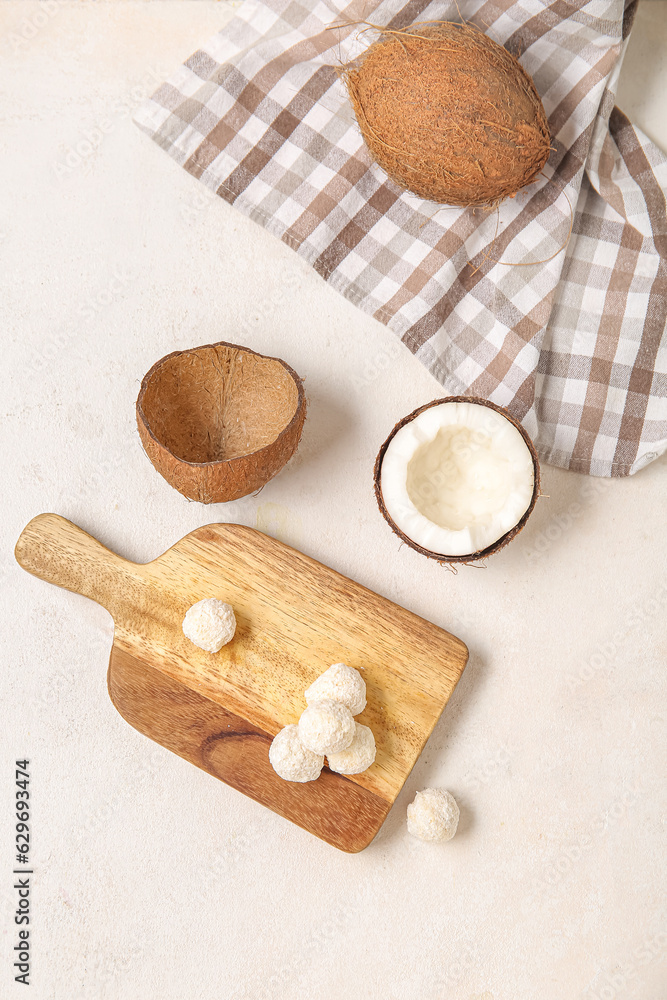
[137,341,306,503]
[374,396,540,564]
[345,22,551,207]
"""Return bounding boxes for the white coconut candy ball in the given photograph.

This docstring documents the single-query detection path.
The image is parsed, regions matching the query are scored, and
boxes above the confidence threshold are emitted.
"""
[269,725,323,783]
[298,699,355,755]
[304,662,367,716]
[182,598,236,653]
[407,788,460,843]
[326,722,376,775]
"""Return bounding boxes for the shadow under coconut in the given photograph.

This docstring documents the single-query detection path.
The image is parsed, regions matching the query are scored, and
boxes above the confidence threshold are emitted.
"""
[369,644,486,848]
[278,380,357,482]
[512,463,615,568]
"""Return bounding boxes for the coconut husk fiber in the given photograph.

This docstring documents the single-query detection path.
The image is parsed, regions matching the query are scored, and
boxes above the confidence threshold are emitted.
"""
[137,341,306,503]
[344,21,551,207]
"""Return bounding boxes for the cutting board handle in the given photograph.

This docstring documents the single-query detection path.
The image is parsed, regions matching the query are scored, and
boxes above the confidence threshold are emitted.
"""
[15,513,134,614]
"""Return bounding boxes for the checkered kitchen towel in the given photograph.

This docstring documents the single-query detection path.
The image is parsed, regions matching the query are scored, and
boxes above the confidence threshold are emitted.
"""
[134,0,667,476]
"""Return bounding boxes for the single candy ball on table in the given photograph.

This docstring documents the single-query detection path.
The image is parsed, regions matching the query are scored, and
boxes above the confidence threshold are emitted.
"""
[298,699,355,755]
[304,662,367,716]
[407,788,460,843]
[269,725,323,783]
[182,598,236,653]
[326,722,376,775]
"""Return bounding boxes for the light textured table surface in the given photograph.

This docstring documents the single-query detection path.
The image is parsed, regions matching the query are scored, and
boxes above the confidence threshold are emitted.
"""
[2,2,666,998]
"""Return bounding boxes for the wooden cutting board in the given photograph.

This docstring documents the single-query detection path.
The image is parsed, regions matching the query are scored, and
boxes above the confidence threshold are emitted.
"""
[15,513,468,852]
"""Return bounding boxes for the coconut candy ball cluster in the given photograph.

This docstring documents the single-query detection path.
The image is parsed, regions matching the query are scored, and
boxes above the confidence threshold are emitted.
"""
[270,663,376,782]
[182,598,236,653]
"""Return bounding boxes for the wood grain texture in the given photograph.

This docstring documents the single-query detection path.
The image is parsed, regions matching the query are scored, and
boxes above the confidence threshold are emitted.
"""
[108,647,389,853]
[15,513,469,852]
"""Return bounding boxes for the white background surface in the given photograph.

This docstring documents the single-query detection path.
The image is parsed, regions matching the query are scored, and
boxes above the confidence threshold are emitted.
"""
[1,2,666,998]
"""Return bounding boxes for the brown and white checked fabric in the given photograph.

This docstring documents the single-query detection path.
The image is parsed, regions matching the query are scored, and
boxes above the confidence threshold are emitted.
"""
[134,0,667,477]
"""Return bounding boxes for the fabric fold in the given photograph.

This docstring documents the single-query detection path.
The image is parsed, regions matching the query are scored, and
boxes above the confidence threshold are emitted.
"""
[135,0,667,476]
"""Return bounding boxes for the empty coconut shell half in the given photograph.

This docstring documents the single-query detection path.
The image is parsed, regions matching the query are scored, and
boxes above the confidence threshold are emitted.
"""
[374,397,540,563]
[137,341,306,503]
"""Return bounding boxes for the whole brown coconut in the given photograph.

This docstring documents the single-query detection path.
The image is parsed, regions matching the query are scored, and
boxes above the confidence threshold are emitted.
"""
[137,341,306,503]
[345,22,551,207]
[374,397,540,564]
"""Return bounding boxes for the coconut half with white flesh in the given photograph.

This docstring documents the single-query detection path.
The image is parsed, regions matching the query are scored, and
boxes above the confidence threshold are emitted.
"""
[374,397,540,563]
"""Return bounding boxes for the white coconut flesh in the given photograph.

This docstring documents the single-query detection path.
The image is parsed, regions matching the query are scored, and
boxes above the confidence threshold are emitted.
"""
[380,401,535,557]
